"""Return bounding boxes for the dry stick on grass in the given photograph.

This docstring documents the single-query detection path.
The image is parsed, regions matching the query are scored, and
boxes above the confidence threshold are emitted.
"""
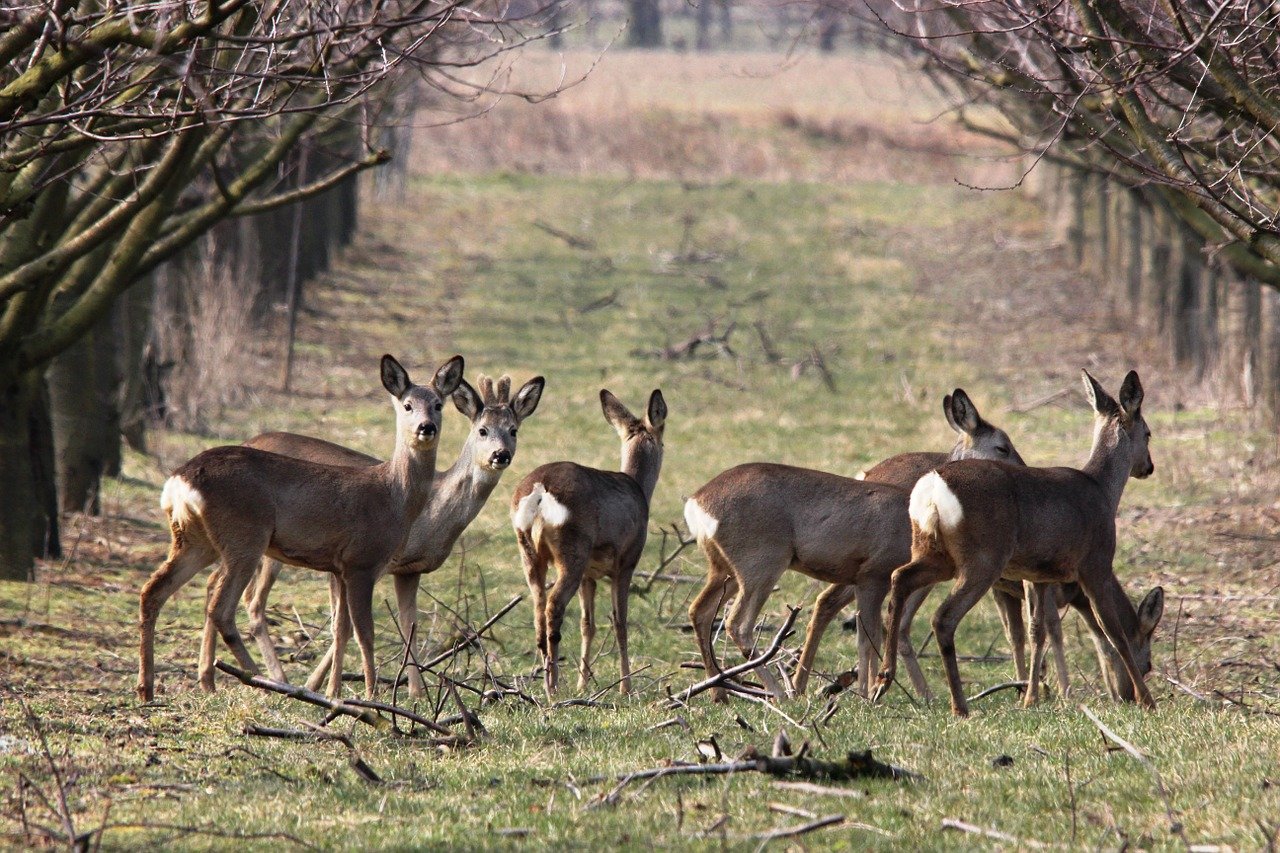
[1012,387,1074,413]
[418,594,523,672]
[1081,705,1190,849]
[790,344,836,393]
[585,750,919,788]
[243,724,384,783]
[635,524,696,594]
[578,289,620,314]
[752,814,844,844]
[966,680,1028,703]
[753,321,783,364]
[940,818,1046,848]
[97,822,316,850]
[532,219,596,250]
[215,661,455,736]
[665,607,802,707]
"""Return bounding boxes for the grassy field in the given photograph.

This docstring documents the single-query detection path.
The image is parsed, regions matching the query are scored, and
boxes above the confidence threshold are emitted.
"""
[4,50,1280,850]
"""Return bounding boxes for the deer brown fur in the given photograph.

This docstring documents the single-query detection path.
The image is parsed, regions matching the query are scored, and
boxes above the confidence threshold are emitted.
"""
[873,369,1164,716]
[510,389,666,696]
[136,354,463,702]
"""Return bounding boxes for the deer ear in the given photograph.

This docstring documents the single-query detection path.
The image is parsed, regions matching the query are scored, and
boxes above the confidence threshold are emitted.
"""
[1138,586,1164,636]
[512,377,545,422]
[646,389,667,431]
[452,378,483,420]
[1081,369,1118,417]
[433,355,464,397]
[600,389,639,435]
[381,354,411,399]
[1119,370,1144,418]
[947,388,981,435]
[941,393,957,432]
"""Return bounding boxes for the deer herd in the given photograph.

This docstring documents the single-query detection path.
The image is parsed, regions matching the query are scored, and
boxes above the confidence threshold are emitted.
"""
[137,354,1165,718]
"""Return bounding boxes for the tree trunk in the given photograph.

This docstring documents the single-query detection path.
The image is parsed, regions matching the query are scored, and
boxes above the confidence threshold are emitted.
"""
[1242,276,1261,408]
[120,275,155,452]
[627,0,662,47]
[1126,191,1144,311]
[696,0,714,51]
[1265,287,1280,424]
[718,0,732,43]
[1172,230,1204,375]
[49,328,106,514]
[28,375,61,560]
[1069,170,1086,268]
[0,373,39,580]
[817,5,840,51]
[94,306,124,477]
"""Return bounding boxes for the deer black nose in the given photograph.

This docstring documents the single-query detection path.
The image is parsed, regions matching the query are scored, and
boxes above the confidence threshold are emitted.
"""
[491,450,511,467]
[418,422,437,439]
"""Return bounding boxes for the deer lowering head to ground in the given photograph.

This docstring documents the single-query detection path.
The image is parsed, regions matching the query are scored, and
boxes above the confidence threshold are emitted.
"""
[241,373,544,697]
[684,389,1026,702]
[858,389,1035,700]
[137,354,464,702]
[511,388,666,697]
[873,369,1164,716]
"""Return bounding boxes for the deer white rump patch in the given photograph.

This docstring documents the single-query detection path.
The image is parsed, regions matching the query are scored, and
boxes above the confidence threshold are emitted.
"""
[513,483,571,532]
[853,470,867,481]
[683,498,719,543]
[160,476,205,527]
[909,471,963,536]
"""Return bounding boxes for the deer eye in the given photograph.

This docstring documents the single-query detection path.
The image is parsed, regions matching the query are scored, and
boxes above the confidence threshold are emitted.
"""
[434,402,442,412]
[510,428,517,437]
[996,446,1009,456]
[403,402,412,412]
[478,428,489,437]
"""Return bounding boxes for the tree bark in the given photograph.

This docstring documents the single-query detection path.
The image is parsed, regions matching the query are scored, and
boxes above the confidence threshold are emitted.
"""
[93,305,123,477]
[48,327,105,514]
[1126,191,1144,311]
[696,0,714,51]
[0,372,39,579]
[1172,230,1204,375]
[1242,276,1261,408]
[119,275,154,452]
[627,0,662,47]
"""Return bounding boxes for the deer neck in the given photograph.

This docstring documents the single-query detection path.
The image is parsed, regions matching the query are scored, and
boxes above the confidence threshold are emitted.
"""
[621,440,662,504]
[387,435,441,521]
[435,436,504,511]
[1081,417,1131,514]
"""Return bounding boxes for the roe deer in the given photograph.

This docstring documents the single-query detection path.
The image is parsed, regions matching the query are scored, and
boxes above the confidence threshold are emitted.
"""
[872,370,1164,716]
[511,389,666,696]
[137,354,464,702]
[684,389,1025,701]
[241,373,544,697]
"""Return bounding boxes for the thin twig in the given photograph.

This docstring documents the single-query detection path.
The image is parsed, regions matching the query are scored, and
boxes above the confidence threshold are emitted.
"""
[941,817,1045,848]
[666,607,802,707]
[753,814,844,843]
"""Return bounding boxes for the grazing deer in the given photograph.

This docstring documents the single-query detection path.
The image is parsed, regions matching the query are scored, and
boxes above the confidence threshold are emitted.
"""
[240,373,544,697]
[872,370,1164,716]
[511,389,666,696]
[137,354,464,702]
[684,389,1025,702]
[859,389,1047,700]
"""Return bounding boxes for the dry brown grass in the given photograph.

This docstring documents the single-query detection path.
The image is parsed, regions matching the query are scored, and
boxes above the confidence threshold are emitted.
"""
[410,49,1018,186]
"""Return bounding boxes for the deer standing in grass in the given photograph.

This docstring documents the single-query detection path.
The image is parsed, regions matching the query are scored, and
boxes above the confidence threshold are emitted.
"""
[685,390,1025,701]
[511,389,666,696]
[873,370,1164,716]
[137,354,464,702]
[241,373,544,697]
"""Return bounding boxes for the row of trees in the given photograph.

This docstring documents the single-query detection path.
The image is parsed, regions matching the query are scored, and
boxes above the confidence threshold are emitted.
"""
[838,0,1280,415]
[0,1,557,580]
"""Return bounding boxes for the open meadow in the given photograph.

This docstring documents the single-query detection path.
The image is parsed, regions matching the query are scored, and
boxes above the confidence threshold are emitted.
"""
[3,49,1279,850]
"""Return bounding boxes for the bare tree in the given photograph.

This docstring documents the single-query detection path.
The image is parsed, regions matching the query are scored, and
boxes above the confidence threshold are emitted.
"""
[833,0,1280,291]
[0,0,557,580]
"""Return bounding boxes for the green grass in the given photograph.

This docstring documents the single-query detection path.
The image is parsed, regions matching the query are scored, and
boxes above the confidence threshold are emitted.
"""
[4,170,1279,850]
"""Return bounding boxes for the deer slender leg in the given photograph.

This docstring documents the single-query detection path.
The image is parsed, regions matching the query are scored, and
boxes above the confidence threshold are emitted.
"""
[688,545,739,702]
[1023,581,1052,707]
[516,531,549,672]
[793,582,858,696]
[993,585,1028,683]
[722,556,789,701]
[344,571,380,699]
[896,585,934,702]
[543,542,589,697]
[138,539,217,701]
[873,555,953,702]
[612,560,638,694]
[931,561,1004,717]
[306,574,343,693]
[578,577,597,692]
[1045,585,1070,697]
[854,578,889,697]
[1083,573,1157,709]
[201,550,265,692]
[244,558,286,683]
[394,572,426,697]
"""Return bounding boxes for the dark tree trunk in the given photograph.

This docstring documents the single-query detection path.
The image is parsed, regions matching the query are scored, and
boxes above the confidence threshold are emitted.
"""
[696,0,714,51]
[120,275,155,452]
[718,0,732,43]
[1172,231,1204,375]
[547,0,564,49]
[1242,276,1262,408]
[818,6,840,52]
[628,0,662,47]
[1126,192,1144,310]
[49,328,106,514]
[94,307,124,478]
[28,376,60,560]
[0,373,40,579]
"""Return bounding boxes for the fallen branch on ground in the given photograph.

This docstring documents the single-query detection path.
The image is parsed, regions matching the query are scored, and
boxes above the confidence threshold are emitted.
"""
[532,219,596,250]
[585,749,919,788]
[941,818,1045,848]
[966,680,1027,703]
[419,594,523,673]
[665,607,802,707]
[753,814,844,841]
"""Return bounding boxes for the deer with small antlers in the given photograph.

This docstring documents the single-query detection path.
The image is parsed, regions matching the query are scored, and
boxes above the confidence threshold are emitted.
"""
[872,370,1164,716]
[137,354,463,702]
[240,372,544,697]
[511,389,667,696]
[685,389,1025,701]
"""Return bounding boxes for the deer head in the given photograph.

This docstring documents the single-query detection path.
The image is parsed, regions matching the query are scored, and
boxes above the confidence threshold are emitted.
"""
[1083,369,1154,479]
[944,388,1024,465]
[1098,586,1165,701]
[452,373,546,471]
[601,388,667,501]
[382,353,464,451]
